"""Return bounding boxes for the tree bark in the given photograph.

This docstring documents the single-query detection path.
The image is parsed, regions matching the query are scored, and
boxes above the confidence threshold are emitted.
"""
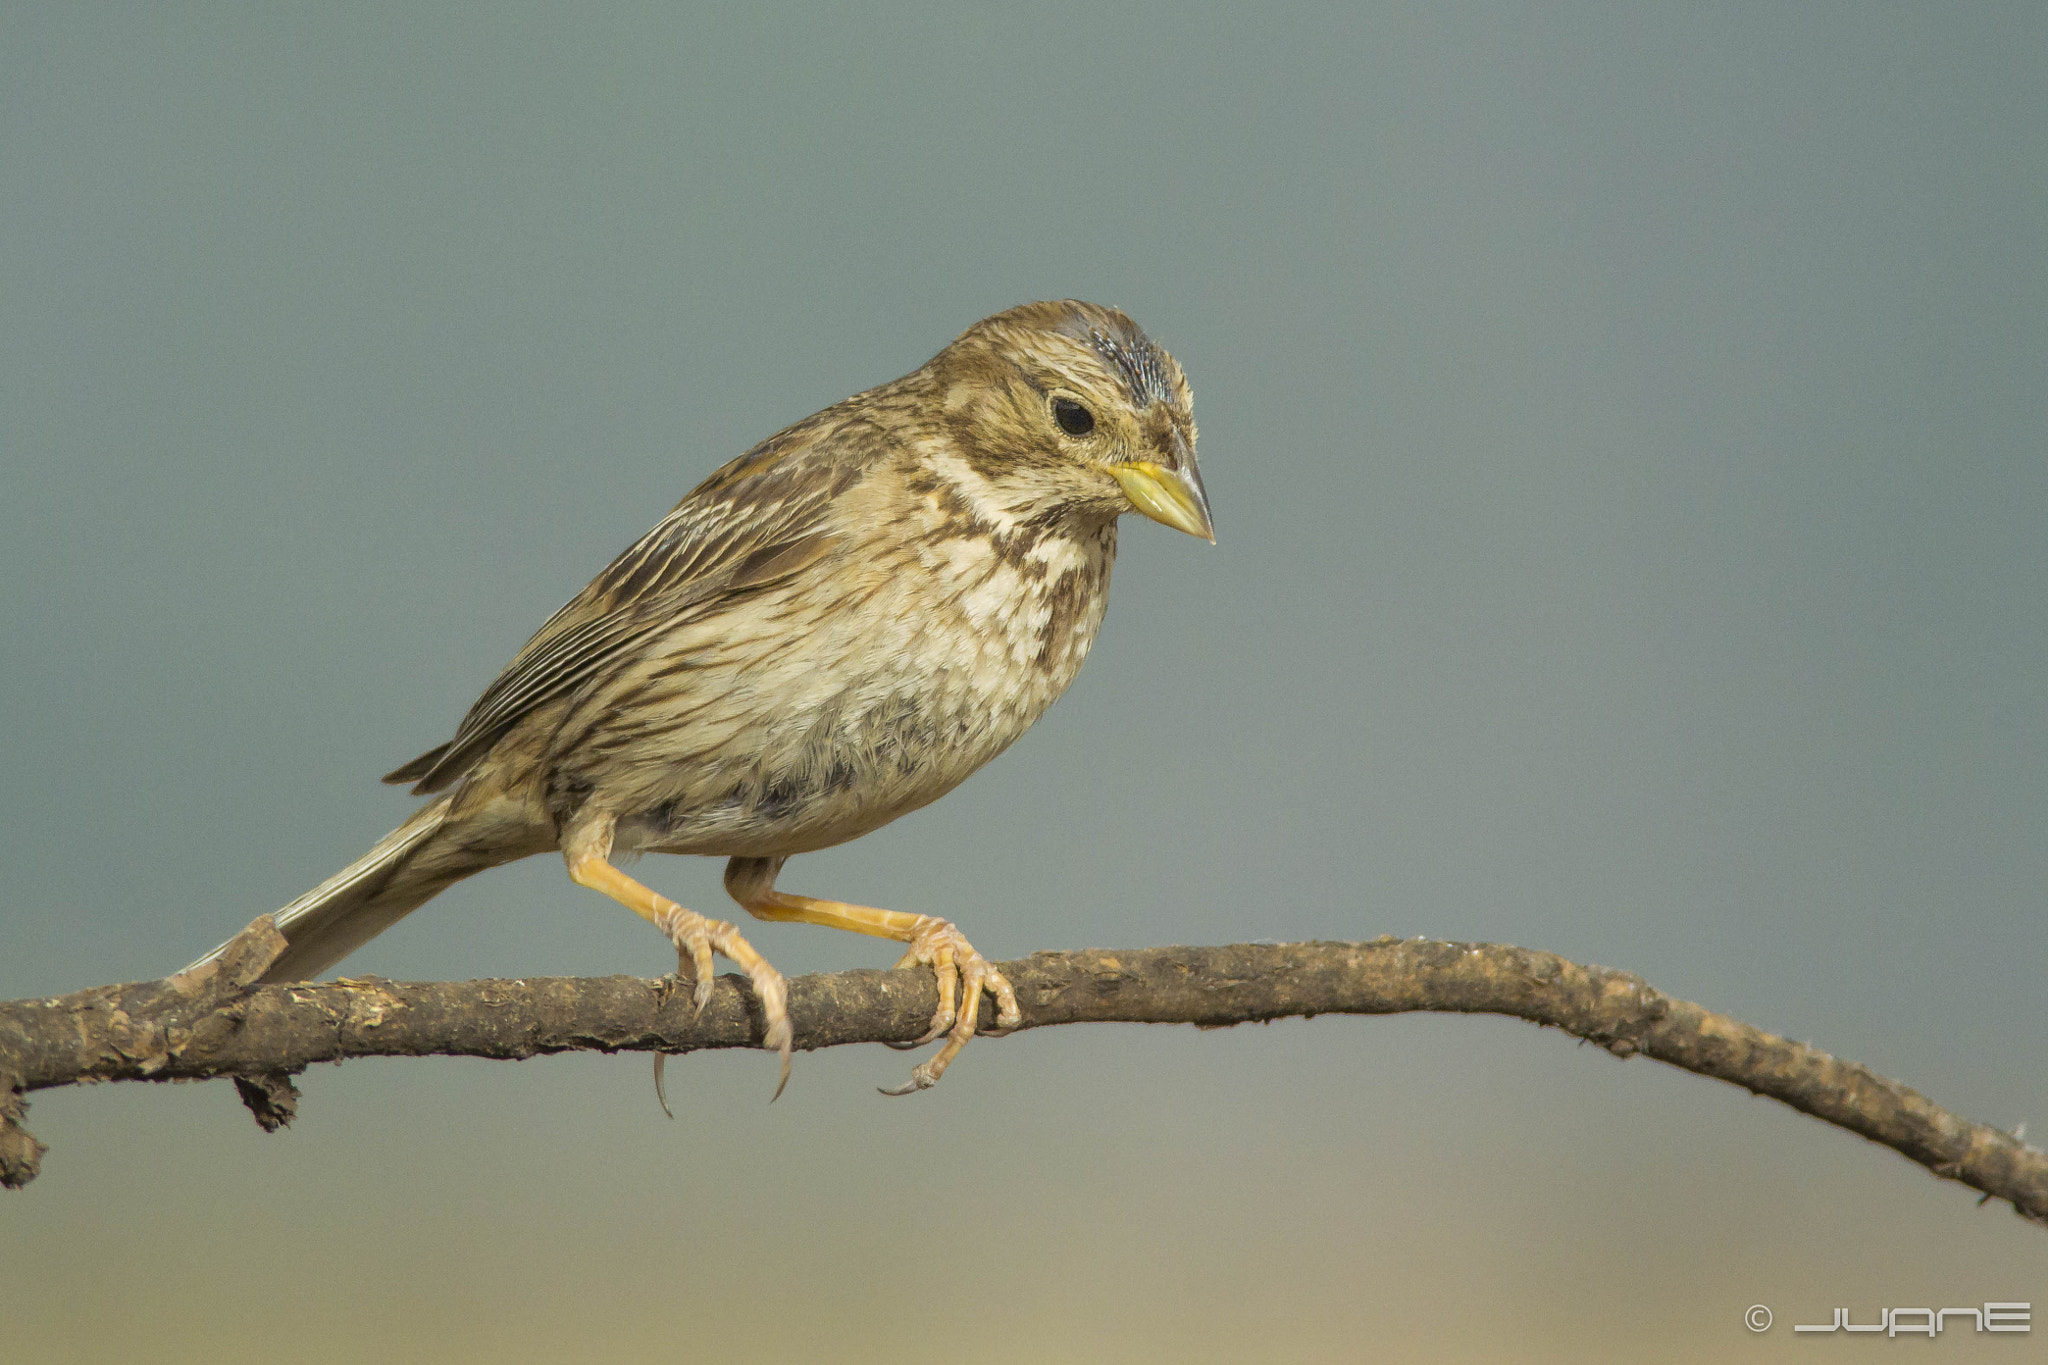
[2,915,2041,1225]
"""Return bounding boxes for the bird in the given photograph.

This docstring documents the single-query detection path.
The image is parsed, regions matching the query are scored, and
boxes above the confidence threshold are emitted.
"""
[184,299,1213,1096]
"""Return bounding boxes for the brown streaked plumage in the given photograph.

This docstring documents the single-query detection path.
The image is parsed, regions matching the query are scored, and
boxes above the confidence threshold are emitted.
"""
[185,300,1213,1094]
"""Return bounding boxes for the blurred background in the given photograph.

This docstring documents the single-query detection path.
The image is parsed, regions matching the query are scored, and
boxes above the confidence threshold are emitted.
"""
[3,4,2042,1360]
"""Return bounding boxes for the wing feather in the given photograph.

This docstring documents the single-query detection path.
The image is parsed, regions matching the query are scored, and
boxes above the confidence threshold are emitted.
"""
[387,408,874,794]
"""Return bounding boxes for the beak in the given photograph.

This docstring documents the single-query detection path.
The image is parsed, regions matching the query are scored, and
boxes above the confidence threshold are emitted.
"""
[1113,448,1216,543]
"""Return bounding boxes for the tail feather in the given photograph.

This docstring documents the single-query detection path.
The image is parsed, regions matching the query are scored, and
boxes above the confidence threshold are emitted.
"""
[380,741,450,788]
[185,795,473,983]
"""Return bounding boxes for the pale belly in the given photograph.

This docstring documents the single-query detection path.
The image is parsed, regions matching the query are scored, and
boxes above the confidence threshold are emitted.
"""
[608,523,1115,859]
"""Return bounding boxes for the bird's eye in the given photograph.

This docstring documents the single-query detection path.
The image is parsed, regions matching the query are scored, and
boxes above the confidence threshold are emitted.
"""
[1053,398,1095,437]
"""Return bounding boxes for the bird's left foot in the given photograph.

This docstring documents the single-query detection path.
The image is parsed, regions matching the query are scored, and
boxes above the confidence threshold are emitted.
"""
[878,917,1021,1095]
[719,859,1020,1095]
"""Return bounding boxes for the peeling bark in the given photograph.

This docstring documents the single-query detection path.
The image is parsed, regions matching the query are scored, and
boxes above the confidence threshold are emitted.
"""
[2,916,2041,1225]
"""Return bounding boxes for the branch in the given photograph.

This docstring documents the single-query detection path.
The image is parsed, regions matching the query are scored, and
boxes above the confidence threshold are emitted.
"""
[2,916,2042,1224]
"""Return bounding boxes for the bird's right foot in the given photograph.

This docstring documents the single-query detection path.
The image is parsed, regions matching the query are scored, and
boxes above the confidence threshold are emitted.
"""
[656,903,792,1098]
[566,841,795,1101]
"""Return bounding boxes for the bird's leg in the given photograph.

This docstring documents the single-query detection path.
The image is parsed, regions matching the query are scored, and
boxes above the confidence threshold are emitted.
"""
[564,823,792,1098]
[723,857,1021,1094]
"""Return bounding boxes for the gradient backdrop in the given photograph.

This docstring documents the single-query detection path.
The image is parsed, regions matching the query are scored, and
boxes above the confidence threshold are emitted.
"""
[3,5,2043,1360]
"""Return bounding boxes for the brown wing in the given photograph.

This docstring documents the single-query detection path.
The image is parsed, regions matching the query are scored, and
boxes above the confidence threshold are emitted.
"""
[384,408,872,795]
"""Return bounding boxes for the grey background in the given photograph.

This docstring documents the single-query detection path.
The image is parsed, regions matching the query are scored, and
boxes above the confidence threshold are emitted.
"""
[3,4,2042,1360]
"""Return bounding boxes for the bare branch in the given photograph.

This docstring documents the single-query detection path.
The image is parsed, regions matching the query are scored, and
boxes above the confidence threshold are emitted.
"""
[2,917,2042,1224]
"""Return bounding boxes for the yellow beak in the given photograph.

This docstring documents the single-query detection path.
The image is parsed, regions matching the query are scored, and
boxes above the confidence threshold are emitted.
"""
[1113,459,1216,543]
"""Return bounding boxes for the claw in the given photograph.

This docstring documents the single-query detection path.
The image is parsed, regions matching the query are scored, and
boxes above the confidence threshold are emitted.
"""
[764,1013,793,1102]
[653,1053,674,1119]
[878,1062,939,1097]
[746,961,793,1102]
[896,1015,953,1049]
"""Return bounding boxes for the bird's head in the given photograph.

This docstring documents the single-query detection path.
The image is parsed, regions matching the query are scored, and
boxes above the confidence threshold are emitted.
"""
[927,300,1214,542]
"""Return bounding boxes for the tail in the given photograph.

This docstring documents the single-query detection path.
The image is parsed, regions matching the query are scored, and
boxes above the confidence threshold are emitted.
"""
[185,795,481,983]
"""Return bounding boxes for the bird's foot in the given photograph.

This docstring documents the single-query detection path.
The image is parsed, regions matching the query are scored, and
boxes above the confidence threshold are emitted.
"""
[878,918,1021,1096]
[656,903,793,1099]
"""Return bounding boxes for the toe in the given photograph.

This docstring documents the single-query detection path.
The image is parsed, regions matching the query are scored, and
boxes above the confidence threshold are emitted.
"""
[748,964,793,1101]
[688,932,715,1006]
[896,925,960,1046]
[929,939,960,1028]
[662,908,796,1099]
[659,906,719,1017]
[877,919,1008,1094]
[986,965,1023,1033]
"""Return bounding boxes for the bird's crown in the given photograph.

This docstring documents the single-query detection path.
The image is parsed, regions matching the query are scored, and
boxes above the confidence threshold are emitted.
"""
[951,299,1189,416]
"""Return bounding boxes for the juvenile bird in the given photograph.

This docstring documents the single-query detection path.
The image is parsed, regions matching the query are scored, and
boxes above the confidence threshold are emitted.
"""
[186,300,1213,1094]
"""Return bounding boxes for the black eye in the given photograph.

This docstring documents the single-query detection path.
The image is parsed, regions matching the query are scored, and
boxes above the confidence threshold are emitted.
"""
[1053,398,1095,436]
